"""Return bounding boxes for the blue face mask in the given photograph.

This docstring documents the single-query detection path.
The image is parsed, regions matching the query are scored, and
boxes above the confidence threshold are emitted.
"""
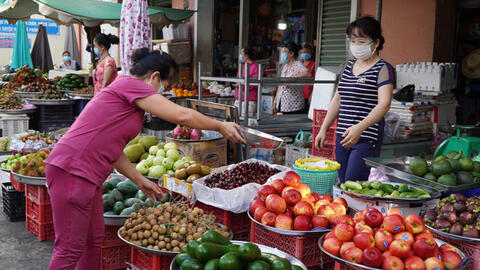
[239,55,244,63]
[300,53,311,60]
[158,85,165,94]
[63,56,71,62]
[281,53,288,63]
[94,48,101,56]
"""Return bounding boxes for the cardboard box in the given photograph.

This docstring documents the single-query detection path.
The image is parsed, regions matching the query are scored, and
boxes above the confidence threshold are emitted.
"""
[166,137,227,168]
[162,175,193,200]
[333,186,438,217]
[261,95,274,114]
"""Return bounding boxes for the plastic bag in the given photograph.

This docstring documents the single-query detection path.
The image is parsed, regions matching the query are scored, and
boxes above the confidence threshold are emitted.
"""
[293,131,312,148]
[368,167,389,182]
[384,112,400,138]
[393,84,415,102]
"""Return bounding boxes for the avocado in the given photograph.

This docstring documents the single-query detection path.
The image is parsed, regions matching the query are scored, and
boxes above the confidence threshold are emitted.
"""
[102,194,115,212]
[135,190,147,201]
[123,198,143,207]
[116,180,138,196]
[120,206,135,216]
[123,143,145,163]
[113,201,125,215]
[447,159,461,172]
[460,157,474,171]
[409,154,428,176]
[438,174,457,186]
[102,181,114,193]
[456,171,473,185]
[423,172,437,182]
[108,177,123,187]
[111,188,124,202]
[432,160,452,176]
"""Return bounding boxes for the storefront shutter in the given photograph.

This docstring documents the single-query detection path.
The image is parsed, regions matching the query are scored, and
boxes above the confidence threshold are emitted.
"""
[319,0,351,66]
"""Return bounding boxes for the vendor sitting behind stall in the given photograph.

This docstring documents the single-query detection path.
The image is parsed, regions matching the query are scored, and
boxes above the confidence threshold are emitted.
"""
[234,47,259,117]
[274,42,311,115]
[60,51,80,70]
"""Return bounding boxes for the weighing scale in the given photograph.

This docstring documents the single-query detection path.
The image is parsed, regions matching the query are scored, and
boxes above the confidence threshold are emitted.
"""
[434,125,480,162]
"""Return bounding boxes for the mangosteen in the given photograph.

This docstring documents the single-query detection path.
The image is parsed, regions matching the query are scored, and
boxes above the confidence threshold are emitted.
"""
[453,202,466,214]
[424,209,438,223]
[463,226,479,238]
[459,212,474,225]
[466,204,478,213]
[450,222,464,235]
[454,193,467,202]
[441,204,455,213]
[438,211,457,224]
[434,218,452,232]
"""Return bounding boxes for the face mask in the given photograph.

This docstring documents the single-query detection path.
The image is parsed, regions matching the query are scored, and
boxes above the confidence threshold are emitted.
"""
[94,48,101,56]
[158,84,165,94]
[239,55,244,63]
[281,53,288,63]
[349,43,375,60]
[63,56,71,62]
[300,53,311,60]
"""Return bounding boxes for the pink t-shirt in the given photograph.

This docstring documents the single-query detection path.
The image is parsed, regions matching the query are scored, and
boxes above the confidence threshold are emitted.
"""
[234,62,259,101]
[46,76,157,186]
[94,57,118,95]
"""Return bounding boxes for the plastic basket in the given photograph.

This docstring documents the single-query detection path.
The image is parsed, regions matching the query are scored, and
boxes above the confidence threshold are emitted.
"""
[250,221,331,269]
[128,247,175,270]
[2,182,25,221]
[101,244,130,270]
[10,172,25,192]
[293,165,338,195]
[104,225,124,247]
[312,109,337,159]
[285,145,310,168]
[26,215,55,241]
[431,231,479,270]
[35,104,74,121]
[0,114,29,137]
[25,184,50,205]
[25,197,53,223]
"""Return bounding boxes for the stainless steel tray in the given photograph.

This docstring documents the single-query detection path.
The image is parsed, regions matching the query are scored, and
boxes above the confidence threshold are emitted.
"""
[0,108,36,114]
[170,240,308,270]
[0,161,10,173]
[336,181,441,203]
[24,99,74,105]
[11,172,46,185]
[248,211,331,236]
[318,234,471,270]
[242,127,284,150]
[67,93,93,99]
[426,224,480,244]
[364,157,480,192]
[104,214,129,226]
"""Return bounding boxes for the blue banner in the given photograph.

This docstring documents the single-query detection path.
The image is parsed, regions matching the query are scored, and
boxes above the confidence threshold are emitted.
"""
[0,19,60,35]
[0,37,31,48]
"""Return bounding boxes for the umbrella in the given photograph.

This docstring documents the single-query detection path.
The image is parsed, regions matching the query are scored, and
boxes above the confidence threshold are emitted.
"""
[11,20,33,69]
[120,0,151,75]
[64,25,80,63]
[31,24,53,73]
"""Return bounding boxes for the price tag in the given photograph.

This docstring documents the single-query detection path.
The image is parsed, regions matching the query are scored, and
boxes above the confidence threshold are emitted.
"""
[365,201,389,215]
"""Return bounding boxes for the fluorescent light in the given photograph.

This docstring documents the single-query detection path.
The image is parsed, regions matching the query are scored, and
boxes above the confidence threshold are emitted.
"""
[277,19,287,30]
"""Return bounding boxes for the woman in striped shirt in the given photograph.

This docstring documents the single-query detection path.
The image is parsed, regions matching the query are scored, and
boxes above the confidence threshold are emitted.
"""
[314,16,395,182]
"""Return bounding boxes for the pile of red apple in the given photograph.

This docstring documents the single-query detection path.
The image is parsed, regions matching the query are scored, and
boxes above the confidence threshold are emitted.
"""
[249,171,349,231]
[322,208,464,270]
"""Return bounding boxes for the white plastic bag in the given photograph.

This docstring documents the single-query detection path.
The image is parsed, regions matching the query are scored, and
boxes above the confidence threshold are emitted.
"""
[384,112,400,138]
[368,167,389,182]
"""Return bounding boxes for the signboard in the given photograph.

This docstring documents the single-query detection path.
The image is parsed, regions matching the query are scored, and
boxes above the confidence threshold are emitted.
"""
[0,19,60,36]
[0,37,31,48]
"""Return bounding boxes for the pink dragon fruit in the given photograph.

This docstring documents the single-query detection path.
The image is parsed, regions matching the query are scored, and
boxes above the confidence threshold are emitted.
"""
[172,125,184,139]
[190,129,202,140]
[183,126,192,139]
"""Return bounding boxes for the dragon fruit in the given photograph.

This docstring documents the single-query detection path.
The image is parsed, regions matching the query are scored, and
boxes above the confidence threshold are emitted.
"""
[183,126,192,139]
[190,129,202,140]
[172,125,184,139]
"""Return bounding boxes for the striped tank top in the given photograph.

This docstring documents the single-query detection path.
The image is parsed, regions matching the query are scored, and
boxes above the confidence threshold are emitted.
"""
[336,59,394,141]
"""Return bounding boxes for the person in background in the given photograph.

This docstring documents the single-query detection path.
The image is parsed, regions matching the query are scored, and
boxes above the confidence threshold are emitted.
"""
[314,16,395,182]
[274,42,311,115]
[234,47,259,117]
[93,33,119,95]
[300,43,316,107]
[60,51,80,70]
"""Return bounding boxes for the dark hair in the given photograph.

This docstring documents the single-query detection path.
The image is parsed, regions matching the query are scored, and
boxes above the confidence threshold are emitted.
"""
[347,16,385,51]
[94,33,119,50]
[283,42,300,57]
[242,46,256,60]
[130,48,179,82]
[62,51,71,56]
[302,43,313,53]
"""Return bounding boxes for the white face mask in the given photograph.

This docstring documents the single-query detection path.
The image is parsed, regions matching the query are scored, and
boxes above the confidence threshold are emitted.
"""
[350,44,375,60]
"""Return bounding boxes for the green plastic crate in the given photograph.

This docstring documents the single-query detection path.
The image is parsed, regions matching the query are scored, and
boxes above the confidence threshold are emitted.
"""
[293,165,338,195]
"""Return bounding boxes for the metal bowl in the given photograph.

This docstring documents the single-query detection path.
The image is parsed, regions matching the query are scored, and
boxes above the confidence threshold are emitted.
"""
[318,234,471,270]
[426,224,480,244]
[0,108,36,114]
[11,172,46,186]
[170,240,308,270]
[24,99,74,105]
[248,211,331,236]
[241,127,284,150]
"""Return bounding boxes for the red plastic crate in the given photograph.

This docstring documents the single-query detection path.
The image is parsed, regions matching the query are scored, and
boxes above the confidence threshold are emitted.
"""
[101,244,130,270]
[128,247,175,270]
[312,109,337,159]
[25,184,50,205]
[10,173,25,192]
[432,231,478,270]
[250,221,331,269]
[104,225,123,247]
[26,215,55,241]
[25,197,53,223]
[193,201,250,236]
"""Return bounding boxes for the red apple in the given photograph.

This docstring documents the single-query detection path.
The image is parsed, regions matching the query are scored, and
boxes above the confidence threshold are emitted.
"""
[297,183,312,198]
[374,229,394,252]
[394,232,414,247]
[424,257,444,270]
[382,255,405,270]
[254,207,269,222]
[364,209,384,228]
[270,179,285,194]
[340,242,356,259]
[314,199,331,215]
[311,215,329,228]
[283,171,301,187]
[413,239,438,259]
[274,214,293,230]
[355,222,374,236]
[261,211,277,226]
[439,243,457,254]
[325,230,336,240]
[344,247,363,264]
[354,233,375,250]
[382,250,392,261]
[304,195,316,205]
[328,214,341,226]
[404,256,425,270]
[318,204,336,220]
[281,186,297,198]
[265,194,287,214]
[387,208,405,218]
[323,237,343,256]
[405,214,425,235]
[337,215,354,225]
[415,232,435,242]
[354,210,365,223]
[333,197,348,209]
[389,239,411,259]
[285,207,294,219]
[312,192,321,202]
[362,247,383,268]
[441,251,462,270]
[293,201,314,217]
[294,215,313,231]
[258,185,276,201]
[331,202,347,215]
[383,214,405,234]
[249,198,265,214]
[335,223,355,242]
[319,194,333,202]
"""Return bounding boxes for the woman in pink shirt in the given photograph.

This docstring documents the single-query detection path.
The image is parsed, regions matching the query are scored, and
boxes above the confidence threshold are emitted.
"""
[234,47,259,117]
[93,33,119,95]
[45,48,245,270]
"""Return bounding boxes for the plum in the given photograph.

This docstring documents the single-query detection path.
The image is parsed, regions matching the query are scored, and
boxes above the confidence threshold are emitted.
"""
[459,212,474,225]
[450,222,464,235]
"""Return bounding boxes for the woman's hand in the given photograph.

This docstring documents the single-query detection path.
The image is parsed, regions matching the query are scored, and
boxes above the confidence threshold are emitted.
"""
[314,129,327,150]
[340,124,364,148]
[219,122,246,143]
[137,178,163,202]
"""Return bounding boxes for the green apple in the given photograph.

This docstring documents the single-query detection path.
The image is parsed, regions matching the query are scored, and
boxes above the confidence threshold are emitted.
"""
[156,142,166,149]
[162,157,174,170]
[167,170,174,175]
[164,142,177,151]
[153,156,164,166]
[148,165,166,178]
[166,149,181,161]
[136,161,149,175]
[156,149,166,157]
[149,145,159,155]
[146,155,155,167]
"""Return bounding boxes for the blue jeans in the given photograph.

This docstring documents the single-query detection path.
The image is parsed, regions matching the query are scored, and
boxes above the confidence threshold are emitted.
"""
[335,134,383,183]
